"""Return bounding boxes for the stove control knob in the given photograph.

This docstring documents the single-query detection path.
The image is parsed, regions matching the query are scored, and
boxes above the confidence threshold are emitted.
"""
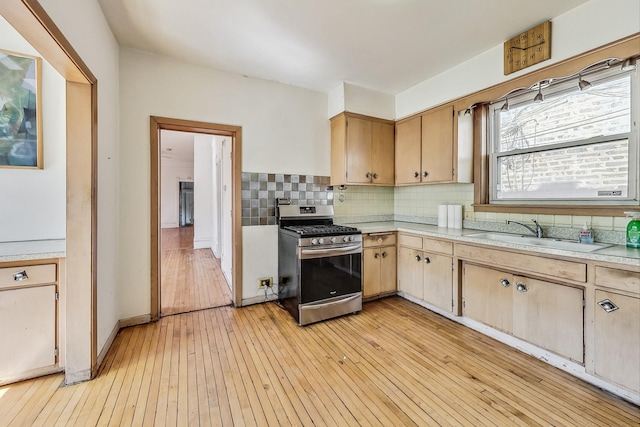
[311,238,318,245]
[330,237,337,243]
[318,238,325,245]
[343,236,349,242]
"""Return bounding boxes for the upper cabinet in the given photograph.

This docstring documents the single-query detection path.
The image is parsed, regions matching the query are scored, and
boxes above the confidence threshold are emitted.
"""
[330,113,395,186]
[395,104,473,185]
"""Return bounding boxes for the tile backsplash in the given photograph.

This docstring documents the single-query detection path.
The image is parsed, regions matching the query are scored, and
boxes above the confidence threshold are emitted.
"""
[241,172,332,226]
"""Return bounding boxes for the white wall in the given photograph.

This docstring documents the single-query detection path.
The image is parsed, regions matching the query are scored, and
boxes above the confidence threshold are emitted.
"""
[396,0,640,118]
[38,0,120,370]
[220,138,232,287]
[0,16,66,242]
[117,48,329,317]
[327,82,395,119]
[193,134,214,249]
[160,160,194,228]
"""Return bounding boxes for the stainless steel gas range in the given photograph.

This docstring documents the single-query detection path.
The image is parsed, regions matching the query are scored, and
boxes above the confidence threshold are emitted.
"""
[278,204,362,326]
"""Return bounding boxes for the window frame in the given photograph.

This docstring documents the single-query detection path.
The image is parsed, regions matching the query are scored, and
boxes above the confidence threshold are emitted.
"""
[487,66,639,207]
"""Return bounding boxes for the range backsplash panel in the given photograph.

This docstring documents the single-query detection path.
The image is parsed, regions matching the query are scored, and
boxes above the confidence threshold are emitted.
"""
[241,172,333,226]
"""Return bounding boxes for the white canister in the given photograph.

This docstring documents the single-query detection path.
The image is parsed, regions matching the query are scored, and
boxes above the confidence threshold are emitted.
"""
[447,205,456,228]
[453,205,463,229]
[438,205,448,227]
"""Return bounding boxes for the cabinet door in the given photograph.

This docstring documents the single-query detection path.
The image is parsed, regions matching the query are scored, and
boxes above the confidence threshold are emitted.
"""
[0,285,56,379]
[363,248,381,297]
[594,290,640,393]
[423,252,453,312]
[379,245,397,294]
[463,263,513,333]
[421,105,454,183]
[371,121,395,185]
[512,276,584,363]
[395,116,422,184]
[398,247,423,300]
[346,116,372,184]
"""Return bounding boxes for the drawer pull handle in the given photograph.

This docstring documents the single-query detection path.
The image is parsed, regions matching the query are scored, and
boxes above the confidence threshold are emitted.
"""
[424,257,431,264]
[13,270,29,282]
[598,299,619,313]
[381,252,388,258]
[500,278,511,287]
[374,252,380,259]
[413,172,419,178]
[415,255,422,262]
[516,282,528,293]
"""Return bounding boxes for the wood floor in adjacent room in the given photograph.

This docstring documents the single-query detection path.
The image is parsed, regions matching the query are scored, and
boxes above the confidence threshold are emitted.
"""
[161,226,232,316]
[1,297,638,426]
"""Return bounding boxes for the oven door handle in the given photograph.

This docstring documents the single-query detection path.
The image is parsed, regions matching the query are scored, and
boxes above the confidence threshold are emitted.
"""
[299,244,362,259]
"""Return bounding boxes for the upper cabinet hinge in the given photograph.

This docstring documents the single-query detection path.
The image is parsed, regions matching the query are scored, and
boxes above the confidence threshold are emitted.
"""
[452,168,455,177]
[54,348,59,357]
[583,298,586,307]
[451,263,454,271]
[55,292,59,301]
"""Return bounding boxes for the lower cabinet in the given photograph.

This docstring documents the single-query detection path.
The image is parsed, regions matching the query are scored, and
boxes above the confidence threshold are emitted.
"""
[362,232,396,299]
[593,288,640,393]
[0,262,58,384]
[463,263,584,363]
[397,234,454,313]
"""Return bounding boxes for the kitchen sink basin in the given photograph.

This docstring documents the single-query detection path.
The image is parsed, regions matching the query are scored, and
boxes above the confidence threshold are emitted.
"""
[466,232,613,253]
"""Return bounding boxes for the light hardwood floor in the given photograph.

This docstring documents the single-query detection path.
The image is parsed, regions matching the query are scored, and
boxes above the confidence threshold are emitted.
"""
[161,227,232,316]
[1,297,638,426]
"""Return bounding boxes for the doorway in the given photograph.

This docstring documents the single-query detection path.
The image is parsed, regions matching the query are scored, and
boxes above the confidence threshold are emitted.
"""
[150,116,243,320]
[159,130,233,316]
[178,181,194,227]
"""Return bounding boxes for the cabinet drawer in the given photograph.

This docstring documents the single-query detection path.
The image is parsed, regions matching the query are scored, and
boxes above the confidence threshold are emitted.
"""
[0,264,57,290]
[423,238,453,255]
[456,244,586,283]
[363,232,397,248]
[595,266,640,294]
[398,234,422,249]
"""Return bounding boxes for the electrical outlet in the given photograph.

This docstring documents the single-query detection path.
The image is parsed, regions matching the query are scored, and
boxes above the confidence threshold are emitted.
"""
[258,277,273,289]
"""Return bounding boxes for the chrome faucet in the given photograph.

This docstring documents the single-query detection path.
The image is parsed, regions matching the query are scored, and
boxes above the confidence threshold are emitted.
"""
[506,219,544,238]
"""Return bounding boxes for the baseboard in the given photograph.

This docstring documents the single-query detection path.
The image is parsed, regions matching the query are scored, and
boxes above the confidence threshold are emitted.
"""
[193,239,213,249]
[242,293,278,307]
[120,314,152,328]
[97,320,121,368]
[397,292,640,406]
[64,368,92,386]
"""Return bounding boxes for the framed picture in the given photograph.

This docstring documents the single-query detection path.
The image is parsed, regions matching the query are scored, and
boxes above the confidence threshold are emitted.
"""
[0,49,42,168]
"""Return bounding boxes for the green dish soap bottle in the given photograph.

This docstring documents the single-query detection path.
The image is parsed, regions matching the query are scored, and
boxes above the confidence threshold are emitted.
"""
[625,211,640,248]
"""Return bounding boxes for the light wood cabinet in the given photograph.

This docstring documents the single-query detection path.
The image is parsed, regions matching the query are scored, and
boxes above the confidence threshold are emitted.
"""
[593,267,640,393]
[331,113,395,186]
[396,105,462,185]
[398,234,454,312]
[462,263,513,333]
[0,261,59,385]
[362,232,396,299]
[512,275,583,363]
[462,263,584,362]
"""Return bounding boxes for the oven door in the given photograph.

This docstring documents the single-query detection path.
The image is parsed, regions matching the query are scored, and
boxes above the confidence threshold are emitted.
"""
[298,244,362,304]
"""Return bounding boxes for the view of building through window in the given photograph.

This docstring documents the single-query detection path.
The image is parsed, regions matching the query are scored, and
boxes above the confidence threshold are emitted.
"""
[491,70,635,203]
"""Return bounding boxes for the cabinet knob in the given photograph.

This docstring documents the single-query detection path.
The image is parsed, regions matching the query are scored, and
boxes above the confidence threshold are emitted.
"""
[374,252,380,259]
[500,278,511,287]
[597,299,619,313]
[413,172,419,178]
[372,173,378,179]
[381,252,388,258]
[423,171,429,178]
[424,257,431,264]
[516,282,528,293]
[366,172,372,179]
[377,238,383,244]
[415,255,422,262]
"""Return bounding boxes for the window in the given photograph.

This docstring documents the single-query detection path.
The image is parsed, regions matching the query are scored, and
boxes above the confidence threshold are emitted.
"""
[489,66,638,205]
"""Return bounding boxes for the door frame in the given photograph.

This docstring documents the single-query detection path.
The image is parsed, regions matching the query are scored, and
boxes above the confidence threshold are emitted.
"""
[0,0,98,382]
[150,116,243,318]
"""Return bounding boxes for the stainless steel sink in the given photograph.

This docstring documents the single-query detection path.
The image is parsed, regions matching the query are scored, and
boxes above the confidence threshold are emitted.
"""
[466,232,613,253]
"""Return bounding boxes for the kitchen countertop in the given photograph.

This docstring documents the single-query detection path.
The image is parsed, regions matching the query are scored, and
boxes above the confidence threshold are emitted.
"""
[0,239,66,263]
[349,221,640,268]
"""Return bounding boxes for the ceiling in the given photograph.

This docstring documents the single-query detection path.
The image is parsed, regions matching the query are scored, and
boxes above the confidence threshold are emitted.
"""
[97,0,589,94]
[161,130,194,163]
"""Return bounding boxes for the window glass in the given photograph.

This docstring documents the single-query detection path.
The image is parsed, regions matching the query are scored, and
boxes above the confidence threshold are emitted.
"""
[490,67,637,205]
